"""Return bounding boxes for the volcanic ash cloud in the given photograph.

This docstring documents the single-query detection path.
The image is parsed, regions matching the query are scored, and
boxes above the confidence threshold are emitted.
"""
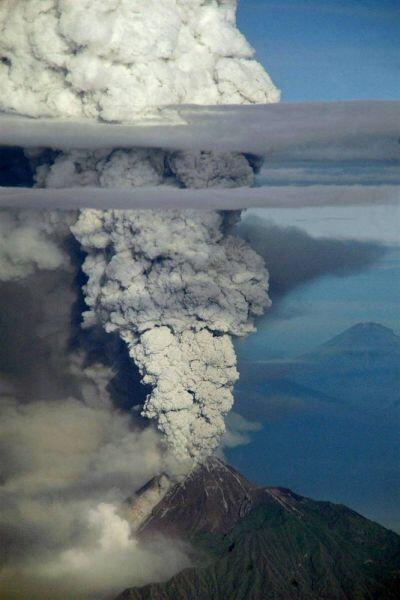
[0,2,275,596]
[0,0,280,121]
[33,148,257,190]
[2,0,277,463]
[72,209,270,460]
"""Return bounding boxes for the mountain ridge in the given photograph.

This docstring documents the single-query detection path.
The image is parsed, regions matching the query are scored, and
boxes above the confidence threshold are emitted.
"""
[237,321,400,413]
[302,322,400,357]
[119,457,400,599]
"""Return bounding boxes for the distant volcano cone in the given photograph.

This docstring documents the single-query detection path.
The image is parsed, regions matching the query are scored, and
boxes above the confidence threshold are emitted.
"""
[317,322,400,353]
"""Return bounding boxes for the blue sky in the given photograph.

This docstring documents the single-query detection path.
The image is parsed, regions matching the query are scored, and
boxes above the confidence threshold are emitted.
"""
[234,0,400,357]
[235,247,400,359]
[237,0,400,101]
[225,1,400,530]
[230,243,400,530]
[240,204,400,356]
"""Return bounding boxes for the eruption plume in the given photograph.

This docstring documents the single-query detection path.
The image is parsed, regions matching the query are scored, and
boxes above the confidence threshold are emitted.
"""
[72,209,269,459]
[1,0,279,462]
[0,1,280,595]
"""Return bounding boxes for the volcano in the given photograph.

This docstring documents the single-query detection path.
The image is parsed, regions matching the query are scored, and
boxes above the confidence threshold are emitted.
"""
[118,457,400,599]
[237,322,400,415]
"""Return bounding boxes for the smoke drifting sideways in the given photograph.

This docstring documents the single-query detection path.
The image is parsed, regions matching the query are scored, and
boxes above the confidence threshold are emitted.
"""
[237,216,388,302]
[0,0,279,122]
[0,218,193,599]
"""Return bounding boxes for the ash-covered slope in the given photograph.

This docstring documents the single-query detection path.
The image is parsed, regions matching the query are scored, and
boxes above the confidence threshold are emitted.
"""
[119,457,400,599]
[140,457,257,536]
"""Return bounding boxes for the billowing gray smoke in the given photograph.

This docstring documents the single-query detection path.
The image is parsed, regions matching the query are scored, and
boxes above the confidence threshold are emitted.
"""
[71,208,269,459]
[0,209,68,281]
[28,147,270,461]
[31,145,270,460]
[33,148,257,190]
[0,0,276,596]
[6,0,278,462]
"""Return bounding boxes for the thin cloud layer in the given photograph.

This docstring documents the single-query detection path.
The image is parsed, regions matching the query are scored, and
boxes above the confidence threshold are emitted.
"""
[1,184,398,211]
[1,101,398,160]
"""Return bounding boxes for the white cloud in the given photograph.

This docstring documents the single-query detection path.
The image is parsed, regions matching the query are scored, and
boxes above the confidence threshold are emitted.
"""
[220,411,262,449]
[0,210,69,281]
[0,0,279,122]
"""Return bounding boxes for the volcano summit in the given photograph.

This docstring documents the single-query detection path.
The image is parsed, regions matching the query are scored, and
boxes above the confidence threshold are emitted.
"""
[121,457,400,600]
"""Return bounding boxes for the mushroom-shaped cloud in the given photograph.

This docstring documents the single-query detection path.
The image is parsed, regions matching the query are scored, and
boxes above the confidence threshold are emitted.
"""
[0,0,280,122]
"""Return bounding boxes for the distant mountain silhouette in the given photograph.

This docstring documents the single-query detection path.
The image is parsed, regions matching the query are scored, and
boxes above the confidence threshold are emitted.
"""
[292,322,400,409]
[231,322,400,532]
[303,322,400,356]
[237,323,400,413]
[118,457,400,599]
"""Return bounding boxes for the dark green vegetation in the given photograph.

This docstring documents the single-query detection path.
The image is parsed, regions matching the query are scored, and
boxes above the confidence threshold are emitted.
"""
[118,458,400,599]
